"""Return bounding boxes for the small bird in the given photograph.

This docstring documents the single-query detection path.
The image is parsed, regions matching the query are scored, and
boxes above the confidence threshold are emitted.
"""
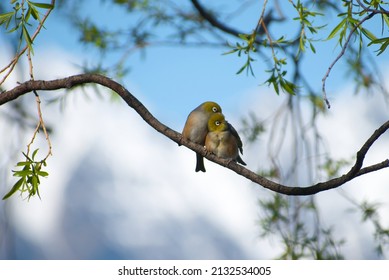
[182,101,222,172]
[205,112,246,166]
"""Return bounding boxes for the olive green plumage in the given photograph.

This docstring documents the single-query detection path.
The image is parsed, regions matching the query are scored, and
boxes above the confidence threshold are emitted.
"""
[205,112,246,166]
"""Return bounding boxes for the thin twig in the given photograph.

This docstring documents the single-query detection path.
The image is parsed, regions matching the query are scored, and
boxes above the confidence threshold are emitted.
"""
[25,32,53,161]
[35,92,53,160]
[256,0,269,34]
[26,110,42,157]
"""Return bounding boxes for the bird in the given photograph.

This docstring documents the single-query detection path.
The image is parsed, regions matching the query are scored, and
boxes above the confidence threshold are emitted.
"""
[182,101,222,172]
[205,112,246,166]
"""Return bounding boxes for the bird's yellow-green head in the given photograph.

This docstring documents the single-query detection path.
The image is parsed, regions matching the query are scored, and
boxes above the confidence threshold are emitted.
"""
[200,101,222,115]
[208,112,228,132]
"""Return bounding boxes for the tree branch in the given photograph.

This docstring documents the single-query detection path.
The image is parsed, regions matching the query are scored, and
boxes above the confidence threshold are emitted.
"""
[1,73,388,195]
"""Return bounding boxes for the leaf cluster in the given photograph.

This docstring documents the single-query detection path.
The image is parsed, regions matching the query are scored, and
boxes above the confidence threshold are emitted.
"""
[221,0,389,103]
[292,0,324,56]
[263,56,298,96]
[0,1,53,53]
[354,200,389,257]
[224,33,258,76]
[223,0,325,96]
[326,0,389,53]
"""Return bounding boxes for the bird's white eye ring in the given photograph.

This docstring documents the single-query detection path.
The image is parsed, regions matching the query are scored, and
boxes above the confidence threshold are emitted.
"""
[212,106,218,112]
[215,120,221,126]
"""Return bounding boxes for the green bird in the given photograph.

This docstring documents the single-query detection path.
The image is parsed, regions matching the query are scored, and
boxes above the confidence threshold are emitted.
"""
[182,101,222,172]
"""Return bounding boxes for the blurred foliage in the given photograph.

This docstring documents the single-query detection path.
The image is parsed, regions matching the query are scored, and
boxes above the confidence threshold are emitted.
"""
[2,149,48,200]
[343,194,389,258]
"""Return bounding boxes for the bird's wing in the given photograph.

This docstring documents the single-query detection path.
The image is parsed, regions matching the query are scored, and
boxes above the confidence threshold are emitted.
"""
[227,122,243,154]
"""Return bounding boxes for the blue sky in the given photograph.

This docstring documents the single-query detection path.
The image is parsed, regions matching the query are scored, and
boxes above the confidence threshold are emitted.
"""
[1,1,389,260]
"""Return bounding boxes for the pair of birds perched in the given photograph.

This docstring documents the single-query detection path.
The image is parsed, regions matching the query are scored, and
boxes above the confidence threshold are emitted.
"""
[182,101,246,172]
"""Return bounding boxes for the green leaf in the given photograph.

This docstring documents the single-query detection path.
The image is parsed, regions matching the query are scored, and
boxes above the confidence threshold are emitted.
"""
[222,48,238,55]
[28,1,54,10]
[368,37,389,45]
[2,178,24,200]
[0,12,15,30]
[368,37,389,55]
[13,169,33,177]
[377,40,389,55]
[281,78,297,95]
[299,36,306,52]
[238,33,249,41]
[32,148,39,160]
[28,5,40,21]
[236,63,247,75]
[22,25,34,54]
[360,27,377,41]
[16,161,32,166]
[382,14,389,29]
[25,6,32,21]
[309,41,316,53]
[0,11,14,23]
[327,18,346,40]
[37,170,49,177]
[31,175,38,191]
[7,23,21,34]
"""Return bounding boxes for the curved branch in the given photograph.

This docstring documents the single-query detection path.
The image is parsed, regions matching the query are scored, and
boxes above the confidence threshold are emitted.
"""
[1,73,388,195]
[0,0,56,86]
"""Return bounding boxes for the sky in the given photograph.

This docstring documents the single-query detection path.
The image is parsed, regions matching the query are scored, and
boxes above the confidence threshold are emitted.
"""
[1,1,389,260]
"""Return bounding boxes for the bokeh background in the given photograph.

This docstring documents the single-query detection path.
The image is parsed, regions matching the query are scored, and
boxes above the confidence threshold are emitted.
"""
[1,0,389,259]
